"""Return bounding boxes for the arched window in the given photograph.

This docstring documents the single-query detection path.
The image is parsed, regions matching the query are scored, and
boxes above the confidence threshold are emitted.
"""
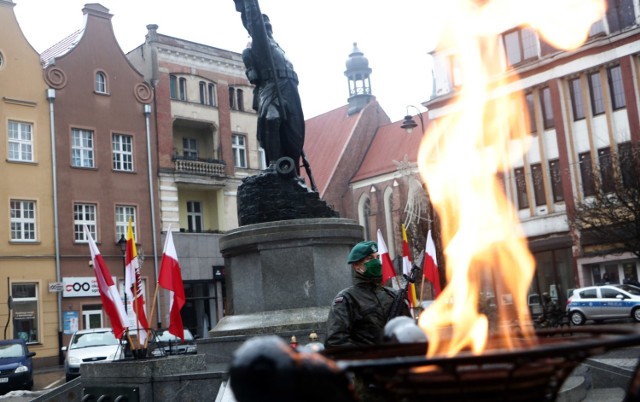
[358,194,372,241]
[383,186,396,258]
[95,71,107,93]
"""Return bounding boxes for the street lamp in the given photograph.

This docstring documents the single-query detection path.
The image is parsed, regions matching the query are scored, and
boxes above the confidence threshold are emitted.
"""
[400,105,425,135]
[117,234,127,313]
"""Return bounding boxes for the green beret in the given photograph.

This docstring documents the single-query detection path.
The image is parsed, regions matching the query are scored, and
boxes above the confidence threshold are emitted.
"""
[347,241,378,263]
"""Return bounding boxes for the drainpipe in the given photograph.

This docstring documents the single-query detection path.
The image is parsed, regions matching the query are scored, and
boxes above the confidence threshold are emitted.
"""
[144,104,161,327]
[47,88,63,364]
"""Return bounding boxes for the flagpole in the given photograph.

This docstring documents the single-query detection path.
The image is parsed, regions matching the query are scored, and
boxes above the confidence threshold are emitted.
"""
[144,283,160,350]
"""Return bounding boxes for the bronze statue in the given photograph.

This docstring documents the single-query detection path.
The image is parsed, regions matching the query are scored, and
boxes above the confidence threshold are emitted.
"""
[234,0,307,178]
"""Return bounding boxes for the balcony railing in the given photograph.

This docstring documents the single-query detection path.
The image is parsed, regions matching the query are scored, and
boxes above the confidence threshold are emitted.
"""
[174,157,226,176]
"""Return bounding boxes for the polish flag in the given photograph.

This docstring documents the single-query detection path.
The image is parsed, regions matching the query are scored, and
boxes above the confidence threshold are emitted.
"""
[424,230,442,297]
[124,218,149,344]
[376,229,396,285]
[158,229,186,340]
[84,226,130,339]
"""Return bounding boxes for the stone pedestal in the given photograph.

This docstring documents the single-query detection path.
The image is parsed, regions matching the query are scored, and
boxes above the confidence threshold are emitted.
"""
[202,218,363,365]
[79,354,224,402]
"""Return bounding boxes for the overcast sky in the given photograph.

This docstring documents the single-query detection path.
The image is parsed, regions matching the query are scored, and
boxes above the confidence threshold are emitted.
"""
[13,0,440,121]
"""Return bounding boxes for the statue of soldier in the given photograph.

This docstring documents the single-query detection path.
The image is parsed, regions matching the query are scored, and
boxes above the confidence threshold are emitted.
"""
[234,0,305,176]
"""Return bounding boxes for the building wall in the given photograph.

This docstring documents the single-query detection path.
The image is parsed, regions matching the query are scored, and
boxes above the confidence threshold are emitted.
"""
[0,0,58,365]
[42,4,158,345]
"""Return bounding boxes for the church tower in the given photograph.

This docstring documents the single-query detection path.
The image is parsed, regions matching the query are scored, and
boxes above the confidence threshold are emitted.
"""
[344,42,374,115]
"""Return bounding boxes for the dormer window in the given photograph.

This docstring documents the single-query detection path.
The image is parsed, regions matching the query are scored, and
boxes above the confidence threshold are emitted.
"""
[95,71,107,93]
[503,27,538,67]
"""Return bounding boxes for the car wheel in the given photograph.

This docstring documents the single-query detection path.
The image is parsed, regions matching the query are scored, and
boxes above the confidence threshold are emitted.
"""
[570,311,586,326]
[632,308,640,323]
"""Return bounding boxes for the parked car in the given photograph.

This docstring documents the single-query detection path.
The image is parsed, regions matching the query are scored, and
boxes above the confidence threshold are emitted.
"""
[566,284,640,325]
[0,339,35,393]
[150,329,197,357]
[62,328,124,381]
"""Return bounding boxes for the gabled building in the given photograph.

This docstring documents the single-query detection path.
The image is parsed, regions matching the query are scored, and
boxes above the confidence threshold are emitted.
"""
[127,25,259,337]
[41,3,158,346]
[0,0,59,366]
[427,0,640,303]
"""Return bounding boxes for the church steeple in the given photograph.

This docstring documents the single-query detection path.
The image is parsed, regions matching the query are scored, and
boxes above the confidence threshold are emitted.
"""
[344,42,374,116]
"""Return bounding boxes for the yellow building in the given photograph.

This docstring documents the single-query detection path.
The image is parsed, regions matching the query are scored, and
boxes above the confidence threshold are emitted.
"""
[0,0,60,366]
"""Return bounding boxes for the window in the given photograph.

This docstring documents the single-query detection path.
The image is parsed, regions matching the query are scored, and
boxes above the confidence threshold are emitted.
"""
[540,87,554,129]
[170,75,177,99]
[618,142,637,188]
[514,167,529,210]
[569,78,585,120]
[71,128,95,168]
[531,163,546,206]
[199,81,207,104]
[232,134,247,168]
[8,120,33,162]
[258,147,267,170]
[10,200,36,241]
[598,147,615,193]
[83,305,104,329]
[208,83,216,106]
[579,152,596,197]
[12,283,39,344]
[186,201,203,233]
[503,27,538,66]
[112,134,133,171]
[549,159,564,202]
[237,89,244,111]
[606,0,635,32]
[607,65,626,110]
[229,87,236,110]
[74,203,97,242]
[588,71,605,116]
[601,288,624,299]
[589,19,606,37]
[525,92,536,133]
[115,206,136,242]
[95,72,107,93]
[179,77,187,101]
[579,288,597,299]
[183,138,197,160]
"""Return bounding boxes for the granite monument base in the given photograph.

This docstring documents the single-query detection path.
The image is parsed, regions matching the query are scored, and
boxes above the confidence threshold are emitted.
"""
[201,218,363,365]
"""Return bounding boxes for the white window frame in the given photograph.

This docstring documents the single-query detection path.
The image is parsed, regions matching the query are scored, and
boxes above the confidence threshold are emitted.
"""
[503,27,538,66]
[183,138,198,160]
[8,120,33,162]
[82,308,104,329]
[186,201,203,233]
[74,203,97,242]
[115,205,137,242]
[10,200,36,242]
[232,134,247,168]
[12,283,39,344]
[95,71,107,93]
[258,147,267,170]
[71,128,95,168]
[112,134,134,171]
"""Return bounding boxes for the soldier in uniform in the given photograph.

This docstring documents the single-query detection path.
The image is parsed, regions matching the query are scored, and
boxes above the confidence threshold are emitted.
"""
[326,241,408,347]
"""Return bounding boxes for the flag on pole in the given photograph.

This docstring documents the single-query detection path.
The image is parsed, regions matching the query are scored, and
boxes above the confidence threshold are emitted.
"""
[83,225,130,338]
[158,229,186,340]
[376,229,396,285]
[401,224,418,310]
[124,218,149,344]
[424,229,442,297]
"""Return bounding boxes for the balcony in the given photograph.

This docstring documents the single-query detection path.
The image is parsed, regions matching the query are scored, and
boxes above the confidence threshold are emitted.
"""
[174,156,226,176]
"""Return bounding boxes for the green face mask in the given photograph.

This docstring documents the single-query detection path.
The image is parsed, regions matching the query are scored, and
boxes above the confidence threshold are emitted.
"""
[362,258,382,278]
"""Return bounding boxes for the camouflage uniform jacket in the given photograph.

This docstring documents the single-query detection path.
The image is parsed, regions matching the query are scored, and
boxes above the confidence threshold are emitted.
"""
[325,275,403,347]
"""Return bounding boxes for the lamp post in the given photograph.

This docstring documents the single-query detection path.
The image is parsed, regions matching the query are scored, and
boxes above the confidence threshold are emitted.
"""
[117,234,127,313]
[400,105,425,134]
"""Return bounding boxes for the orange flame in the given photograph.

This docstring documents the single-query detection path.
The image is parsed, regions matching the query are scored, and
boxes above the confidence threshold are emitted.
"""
[417,0,605,357]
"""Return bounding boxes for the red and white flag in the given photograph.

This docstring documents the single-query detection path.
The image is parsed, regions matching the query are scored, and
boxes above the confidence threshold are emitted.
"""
[124,219,149,344]
[84,225,130,338]
[424,229,442,297]
[401,224,418,311]
[376,229,396,285]
[158,229,186,340]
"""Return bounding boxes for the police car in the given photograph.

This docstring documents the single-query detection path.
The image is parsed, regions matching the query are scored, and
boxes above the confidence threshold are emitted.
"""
[566,284,640,325]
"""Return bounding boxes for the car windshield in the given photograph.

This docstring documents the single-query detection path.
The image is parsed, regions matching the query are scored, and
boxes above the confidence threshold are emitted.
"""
[156,329,193,342]
[70,332,118,350]
[0,344,24,358]
[616,284,640,295]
